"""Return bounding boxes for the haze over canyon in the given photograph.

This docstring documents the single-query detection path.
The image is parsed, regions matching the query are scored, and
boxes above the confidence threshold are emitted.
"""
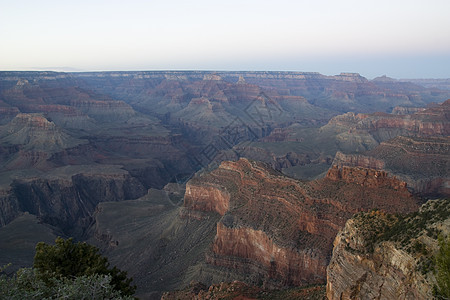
[0,70,448,299]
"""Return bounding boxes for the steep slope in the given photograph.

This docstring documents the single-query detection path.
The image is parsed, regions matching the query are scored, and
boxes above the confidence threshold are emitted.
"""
[334,135,450,196]
[88,189,223,299]
[0,213,58,273]
[320,99,449,143]
[10,165,146,236]
[0,73,196,190]
[323,98,450,197]
[161,281,326,300]
[327,199,450,300]
[184,159,419,288]
[0,113,85,152]
[0,71,447,298]
[88,159,420,297]
[73,71,450,150]
[225,72,450,112]
[0,113,88,170]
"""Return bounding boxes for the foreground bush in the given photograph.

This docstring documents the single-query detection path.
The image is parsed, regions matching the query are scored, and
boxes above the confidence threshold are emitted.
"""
[34,237,136,296]
[0,267,133,299]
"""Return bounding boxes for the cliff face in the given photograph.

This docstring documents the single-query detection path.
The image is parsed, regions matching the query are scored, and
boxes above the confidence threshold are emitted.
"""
[326,165,408,192]
[233,99,449,182]
[326,100,450,197]
[0,188,20,226]
[333,151,385,170]
[327,199,450,300]
[325,99,450,140]
[333,135,450,197]
[391,106,426,115]
[184,158,420,287]
[0,82,136,123]
[0,71,448,296]
[184,184,230,215]
[210,222,326,286]
[10,166,146,236]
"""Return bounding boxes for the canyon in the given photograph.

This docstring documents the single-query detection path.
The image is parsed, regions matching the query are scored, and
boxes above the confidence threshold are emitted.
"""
[87,158,421,297]
[0,71,448,298]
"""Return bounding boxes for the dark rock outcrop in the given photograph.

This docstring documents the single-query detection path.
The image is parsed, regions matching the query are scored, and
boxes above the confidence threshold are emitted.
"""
[10,166,146,236]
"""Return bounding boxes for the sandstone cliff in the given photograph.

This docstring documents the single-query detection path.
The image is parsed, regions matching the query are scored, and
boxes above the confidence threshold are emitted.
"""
[228,99,449,182]
[391,106,426,115]
[184,158,419,288]
[326,165,408,192]
[333,135,450,197]
[323,99,450,140]
[327,199,449,300]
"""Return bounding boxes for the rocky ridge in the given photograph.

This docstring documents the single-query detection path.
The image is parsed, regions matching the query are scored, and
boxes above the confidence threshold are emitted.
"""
[333,135,450,197]
[218,99,449,182]
[326,199,450,300]
[184,158,419,288]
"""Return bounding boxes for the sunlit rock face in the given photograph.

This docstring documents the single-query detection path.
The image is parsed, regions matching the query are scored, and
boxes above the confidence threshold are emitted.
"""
[185,158,419,287]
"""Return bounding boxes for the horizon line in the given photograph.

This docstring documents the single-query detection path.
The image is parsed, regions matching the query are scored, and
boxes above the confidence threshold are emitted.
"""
[1,69,449,80]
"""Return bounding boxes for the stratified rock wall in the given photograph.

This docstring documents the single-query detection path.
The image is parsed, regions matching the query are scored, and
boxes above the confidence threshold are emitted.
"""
[326,200,450,300]
[210,222,326,286]
[0,188,20,226]
[184,158,420,287]
[326,165,408,192]
[333,136,450,197]
[10,168,146,236]
[184,183,230,215]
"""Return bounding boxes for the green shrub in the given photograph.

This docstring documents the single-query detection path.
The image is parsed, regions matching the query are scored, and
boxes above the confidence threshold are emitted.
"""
[34,237,136,296]
[0,267,134,299]
[434,235,450,299]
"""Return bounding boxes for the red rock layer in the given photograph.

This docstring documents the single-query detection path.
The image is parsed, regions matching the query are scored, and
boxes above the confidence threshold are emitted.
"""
[332,151,385,170]
[327,99,450,137]
[211,222,326,286]
[333,136,450,197]
[326,165,408,192]
[184,158,420,287]
[184,184,230,216]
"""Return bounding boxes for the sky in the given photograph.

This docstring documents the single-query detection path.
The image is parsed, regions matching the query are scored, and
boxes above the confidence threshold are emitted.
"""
[1,0,449,78]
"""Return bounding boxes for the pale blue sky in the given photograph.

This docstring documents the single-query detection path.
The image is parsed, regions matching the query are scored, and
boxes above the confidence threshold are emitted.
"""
[1,0,449,78]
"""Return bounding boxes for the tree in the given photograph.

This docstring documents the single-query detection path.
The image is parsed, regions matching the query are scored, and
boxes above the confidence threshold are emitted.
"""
[33,237,136,296]
[434,235,450,299]
[0,267,134,299]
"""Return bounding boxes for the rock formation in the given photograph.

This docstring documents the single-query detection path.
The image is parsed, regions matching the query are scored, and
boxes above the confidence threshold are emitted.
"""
[10,165,146,236]
[327,199,450,300]
[326,165,408,192]
[0,113,85,152]
[0,71,448,297]
[184,158,420,288]
[333,135,450,197]
[324,99,450,139]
